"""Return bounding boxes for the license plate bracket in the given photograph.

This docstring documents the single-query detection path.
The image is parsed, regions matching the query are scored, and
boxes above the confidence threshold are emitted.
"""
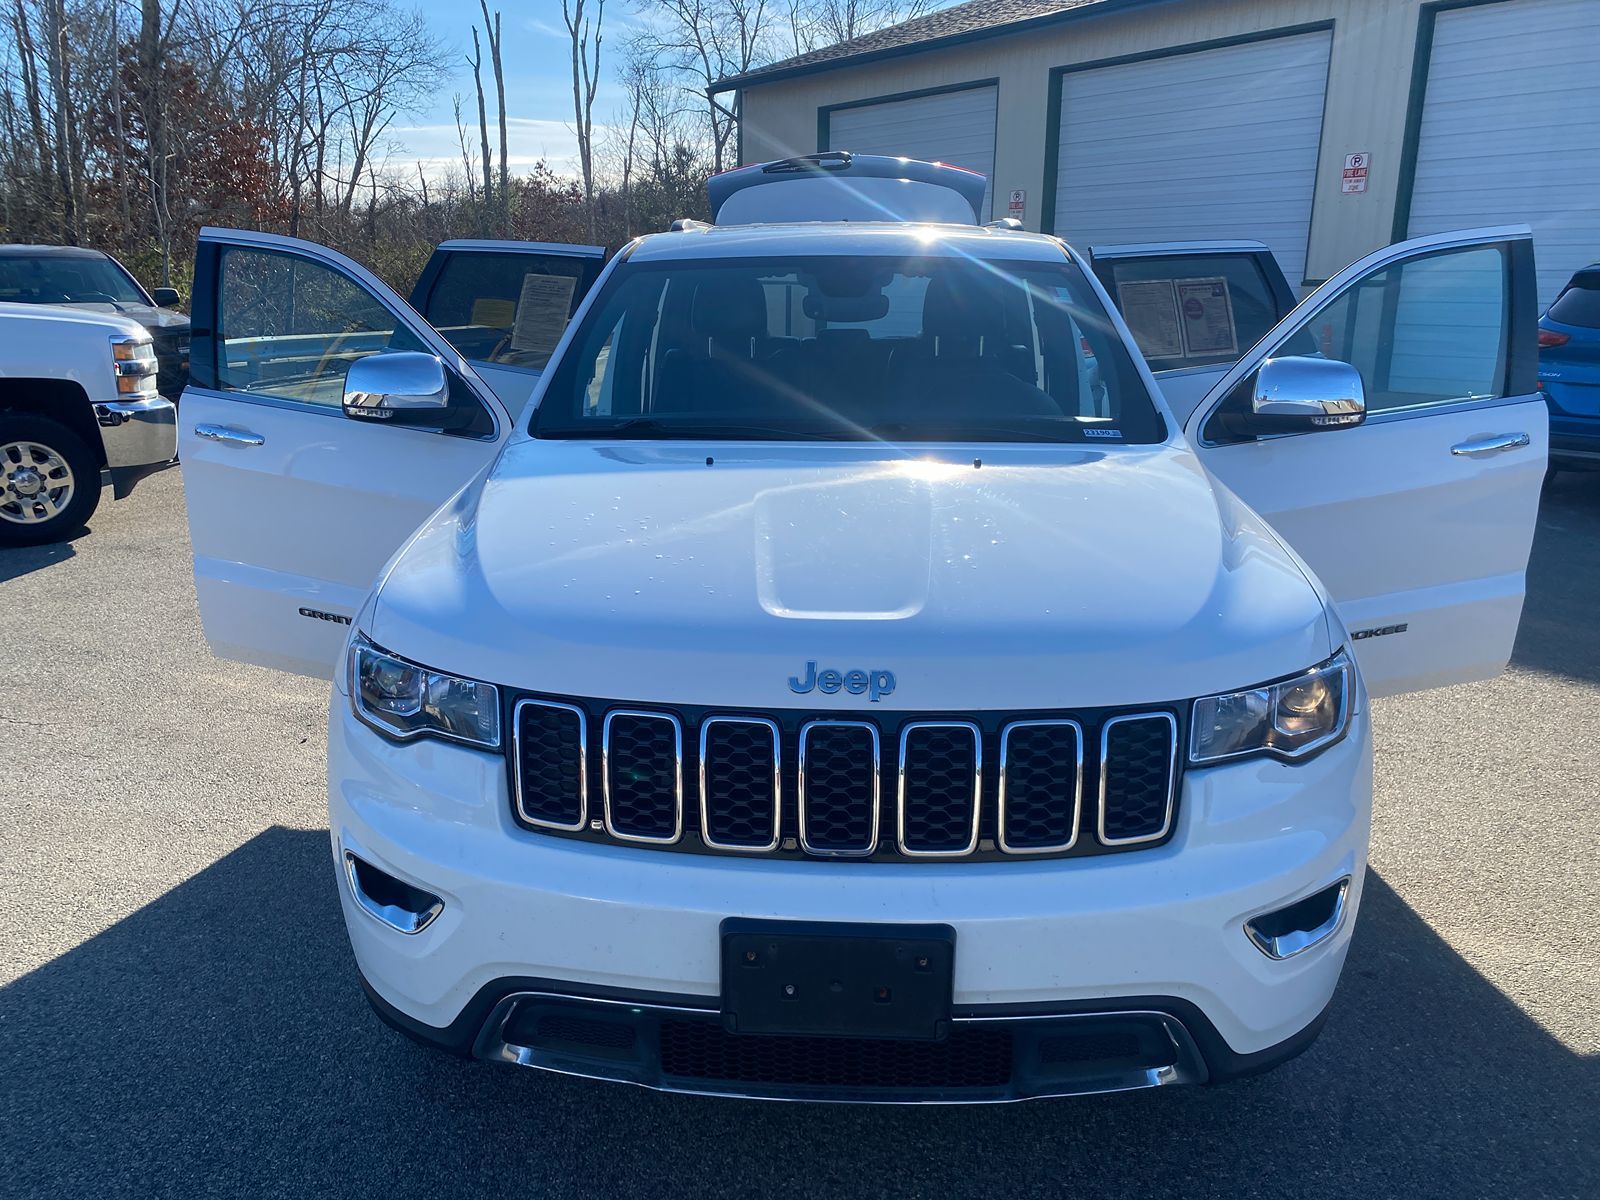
[720,919,955,1041]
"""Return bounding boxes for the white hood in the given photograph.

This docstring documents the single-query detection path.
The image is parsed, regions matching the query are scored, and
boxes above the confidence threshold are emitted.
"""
[369,440,1332,711]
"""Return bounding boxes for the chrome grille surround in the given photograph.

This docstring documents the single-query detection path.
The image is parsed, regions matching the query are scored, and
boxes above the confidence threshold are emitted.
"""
[698,716,782,852]
[602,710,684,845]
[997,719,1084,855]
[511,698,589,832]
[510,696,1181,862]
[1097,712,1179,846]
[797,720,881,858]
[895,721,983,858]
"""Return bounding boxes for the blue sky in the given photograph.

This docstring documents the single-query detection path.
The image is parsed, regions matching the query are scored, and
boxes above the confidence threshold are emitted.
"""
[391,0,632,178]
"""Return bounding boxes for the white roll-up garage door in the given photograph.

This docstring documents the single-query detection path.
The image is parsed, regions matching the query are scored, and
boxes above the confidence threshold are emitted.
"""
[1052,30,1333,288]
[1405,0,1600,306]
[826,85,998,219]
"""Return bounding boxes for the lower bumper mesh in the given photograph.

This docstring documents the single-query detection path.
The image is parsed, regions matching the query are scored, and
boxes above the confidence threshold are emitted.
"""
[659,1020,1014,1091]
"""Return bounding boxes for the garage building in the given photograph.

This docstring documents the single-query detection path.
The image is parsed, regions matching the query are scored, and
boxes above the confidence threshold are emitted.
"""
[714,0,1599,303]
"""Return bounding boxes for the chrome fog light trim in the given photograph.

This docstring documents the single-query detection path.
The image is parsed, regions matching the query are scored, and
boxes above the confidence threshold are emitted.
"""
[1245,878,1351,960]
[343,851,444,935]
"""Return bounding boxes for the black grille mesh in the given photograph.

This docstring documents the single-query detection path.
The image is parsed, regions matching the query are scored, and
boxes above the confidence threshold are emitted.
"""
[605,714,680,840]
[515,703,585,828]
[1100,716,1176,842]
[800,724,877,853]
[701,720,778,848]
[658,1019,1013,1090]
[1000,723,1081,851]
[899,725,979,853]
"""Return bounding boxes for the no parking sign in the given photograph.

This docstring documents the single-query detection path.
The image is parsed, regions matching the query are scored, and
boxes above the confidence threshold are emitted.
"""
[1342,152,1370,194]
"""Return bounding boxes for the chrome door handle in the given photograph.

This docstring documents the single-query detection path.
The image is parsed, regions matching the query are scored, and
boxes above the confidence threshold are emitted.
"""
[194,422,264,447]
[1451,432,1530,457]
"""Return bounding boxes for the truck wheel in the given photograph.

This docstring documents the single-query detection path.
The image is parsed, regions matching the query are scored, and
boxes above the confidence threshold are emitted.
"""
[0,414,103,547]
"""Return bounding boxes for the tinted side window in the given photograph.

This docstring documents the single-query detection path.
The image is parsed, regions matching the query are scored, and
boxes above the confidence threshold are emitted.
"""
[420,251,600,371]
[1281,245,1507,413]
[1547,272,1600,328]
[1104,254,1284,372]
[1207,244,1510,440]
[214,246,492,436]
[216,248,427,407]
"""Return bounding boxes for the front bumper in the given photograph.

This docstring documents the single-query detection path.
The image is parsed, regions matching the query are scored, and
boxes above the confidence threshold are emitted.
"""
[95,395,177,498]
[328,696,1371,1100]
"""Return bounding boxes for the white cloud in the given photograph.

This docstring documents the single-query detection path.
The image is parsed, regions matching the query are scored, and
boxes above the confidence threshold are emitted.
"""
[524,17,565,38]
[389,117,613,179]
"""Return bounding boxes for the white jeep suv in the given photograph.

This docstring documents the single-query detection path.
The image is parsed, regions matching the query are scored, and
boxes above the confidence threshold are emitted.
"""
[178,156,1545,1102]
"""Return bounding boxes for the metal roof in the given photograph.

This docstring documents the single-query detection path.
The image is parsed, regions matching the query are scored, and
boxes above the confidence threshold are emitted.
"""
[714,0,1174,91]
[0,244,115,258]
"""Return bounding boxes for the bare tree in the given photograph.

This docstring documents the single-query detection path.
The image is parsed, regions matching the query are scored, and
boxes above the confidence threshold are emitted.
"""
[453,93,478,208]
[478,1,508,227]
[562,0,604,237]
[638,0,775,173]
[469,25,493,230]
[785,0,937,53]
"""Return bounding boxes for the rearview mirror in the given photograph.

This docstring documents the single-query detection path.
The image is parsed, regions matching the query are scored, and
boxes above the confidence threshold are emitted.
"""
[343,352,449,424]
[1232,356,1366,436]
[150,286,181,308]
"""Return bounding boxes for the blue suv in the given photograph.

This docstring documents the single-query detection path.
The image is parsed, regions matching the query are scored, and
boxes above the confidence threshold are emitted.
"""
[1539,264,1600,472]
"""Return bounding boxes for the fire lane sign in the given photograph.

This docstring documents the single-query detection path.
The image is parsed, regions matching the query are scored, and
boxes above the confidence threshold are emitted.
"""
[1342,152,1370,195]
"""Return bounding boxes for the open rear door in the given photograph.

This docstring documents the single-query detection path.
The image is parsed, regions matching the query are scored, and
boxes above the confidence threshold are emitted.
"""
[407,239,606,417]
[179,229,512,677]
[1089,240,1297,423]
[1188,226,1547,698]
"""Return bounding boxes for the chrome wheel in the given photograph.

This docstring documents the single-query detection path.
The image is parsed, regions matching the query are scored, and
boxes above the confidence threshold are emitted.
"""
[0,440,76,526]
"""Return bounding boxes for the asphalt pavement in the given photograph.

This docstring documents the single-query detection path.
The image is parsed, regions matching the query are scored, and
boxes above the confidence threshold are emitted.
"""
[1,468,1596,1199]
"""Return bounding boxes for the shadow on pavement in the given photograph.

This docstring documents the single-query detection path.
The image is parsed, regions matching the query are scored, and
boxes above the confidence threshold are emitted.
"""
[0,534,79,584]
[1513,472,1600,686]
[2,827,1594,1199]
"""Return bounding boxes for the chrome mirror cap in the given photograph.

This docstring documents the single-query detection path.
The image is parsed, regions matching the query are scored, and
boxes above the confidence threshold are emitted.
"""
[342,351,449,420]
[1251,356,1366,429]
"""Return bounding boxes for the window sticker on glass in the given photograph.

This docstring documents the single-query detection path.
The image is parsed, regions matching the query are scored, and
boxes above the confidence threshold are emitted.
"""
[1174,277,1238,357]
[1116,280,1184,359]
[511,274,578,361]
[471,297,516,328]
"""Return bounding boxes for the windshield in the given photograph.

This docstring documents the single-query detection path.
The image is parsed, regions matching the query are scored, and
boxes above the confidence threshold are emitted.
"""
[532,255,1167,444]
[0,253,148,306]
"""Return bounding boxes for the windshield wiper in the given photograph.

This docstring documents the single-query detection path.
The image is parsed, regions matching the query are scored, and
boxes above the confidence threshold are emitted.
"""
[541,418,836,441]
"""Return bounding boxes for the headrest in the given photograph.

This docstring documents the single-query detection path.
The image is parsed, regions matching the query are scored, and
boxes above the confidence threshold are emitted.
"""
[692,275,768,339]
[921,273,1005,339]
[814,327,872,346]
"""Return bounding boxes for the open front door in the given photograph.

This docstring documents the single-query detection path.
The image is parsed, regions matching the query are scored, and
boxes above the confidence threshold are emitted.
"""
[1189,226,1547,698]
[180,229,512,677]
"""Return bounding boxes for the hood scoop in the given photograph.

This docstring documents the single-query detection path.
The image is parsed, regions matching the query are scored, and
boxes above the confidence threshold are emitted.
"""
[754,467,933,620]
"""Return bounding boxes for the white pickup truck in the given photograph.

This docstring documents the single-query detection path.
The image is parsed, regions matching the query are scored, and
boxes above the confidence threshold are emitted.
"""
[0,302,177,545]
[176,155,1544,1102]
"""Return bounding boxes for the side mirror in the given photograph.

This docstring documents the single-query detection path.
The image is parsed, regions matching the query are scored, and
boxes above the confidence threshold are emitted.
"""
[1228,356,1366,436]
[150,286,181,308]
[342,352,450,424]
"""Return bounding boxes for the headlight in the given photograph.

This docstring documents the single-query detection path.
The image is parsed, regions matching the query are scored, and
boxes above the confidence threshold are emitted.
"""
[349,634,501,748]
[1189,651,1350,764]
[110,334,159,397]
